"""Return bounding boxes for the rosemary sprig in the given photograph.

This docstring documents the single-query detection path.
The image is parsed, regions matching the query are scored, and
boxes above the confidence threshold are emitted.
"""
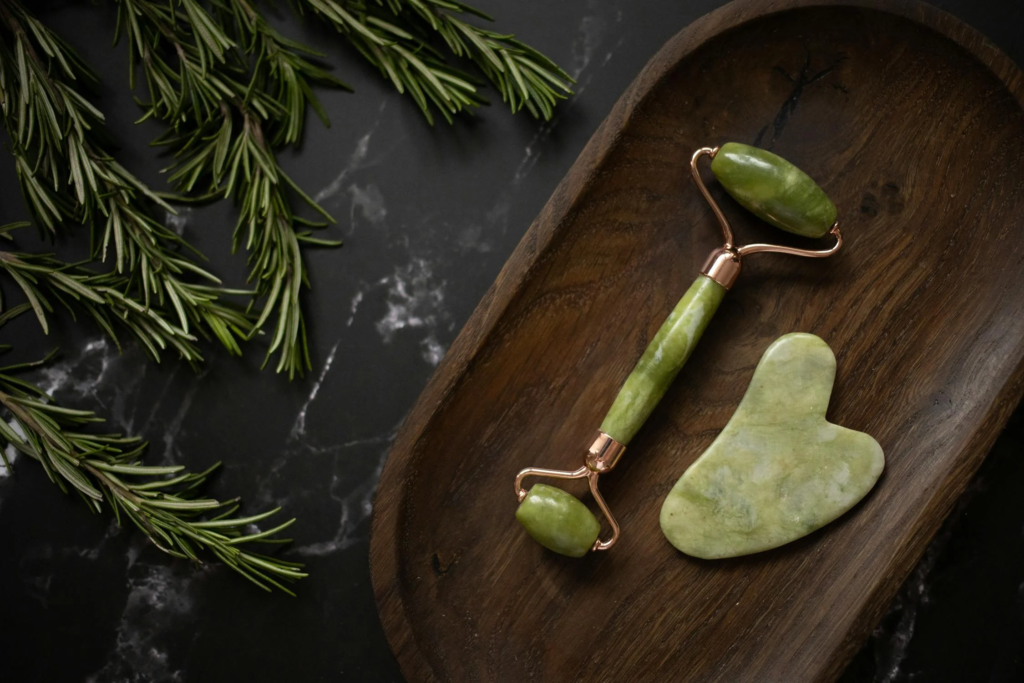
[302,0,574,124]
[378,0,575,120]
[2,0,572,376]
[302,0,486,124]
[0,221,224,363]
[0,309,305,594]
[0,0,250,357]
[115,0,346,377]
[0,0,572,598]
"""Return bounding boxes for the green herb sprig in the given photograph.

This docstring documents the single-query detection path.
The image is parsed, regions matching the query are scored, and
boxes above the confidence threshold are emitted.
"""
[0,307,304,594]
[115,0,573,375]
[302,0,574,123]
[0,222,210,362]
[115,0,346,377]
[0,0,573,594]
[0,0,251,358]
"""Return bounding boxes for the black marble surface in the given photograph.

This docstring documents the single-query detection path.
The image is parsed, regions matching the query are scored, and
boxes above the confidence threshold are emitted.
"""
[0,1,1022,681]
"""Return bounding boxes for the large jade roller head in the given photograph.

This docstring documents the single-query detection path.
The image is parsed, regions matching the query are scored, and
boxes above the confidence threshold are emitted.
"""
[513,142,842,558]
[711,142,837,239]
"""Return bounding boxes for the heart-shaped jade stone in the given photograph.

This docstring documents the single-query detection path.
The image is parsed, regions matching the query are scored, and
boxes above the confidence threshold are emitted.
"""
[660,333,883,559]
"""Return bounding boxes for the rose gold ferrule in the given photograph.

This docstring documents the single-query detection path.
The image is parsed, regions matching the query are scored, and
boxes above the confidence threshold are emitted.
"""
[700,246,742,290]
[586,431,626,473]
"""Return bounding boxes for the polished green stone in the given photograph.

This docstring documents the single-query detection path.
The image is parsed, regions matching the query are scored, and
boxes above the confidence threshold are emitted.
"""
[660,333,884,559]
[600,275,726,445]
[516,483,601,557]
[710,142,837,238]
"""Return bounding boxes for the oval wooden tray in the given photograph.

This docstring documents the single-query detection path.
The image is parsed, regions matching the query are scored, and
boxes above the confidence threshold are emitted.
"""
[370,1,1024,680]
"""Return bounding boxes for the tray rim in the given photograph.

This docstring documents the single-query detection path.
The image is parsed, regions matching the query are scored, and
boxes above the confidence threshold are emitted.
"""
[369,1,1024,680]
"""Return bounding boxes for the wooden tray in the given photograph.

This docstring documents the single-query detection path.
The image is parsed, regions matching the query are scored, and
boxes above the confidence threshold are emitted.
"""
[370,1,1024,680]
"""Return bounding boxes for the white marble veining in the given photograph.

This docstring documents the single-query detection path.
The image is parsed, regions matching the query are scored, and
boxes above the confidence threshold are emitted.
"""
[572,13,606,78]
[30,337,164,440]
[347,290,364,326]
[457,190,512,257]
[375,257,450,366]
[315,133,373,204]
[348,183,387,225]
[514,3,622,182]
[163,207,192,236]
[420,335,446,367]
[37,337,115,398]
[1,419,22,476]
[32,339,199,466]
[455,223,494,253]
[292,431,396,557]
[159,379,203,465]
[291,341,340,440]
[313,102,390,205]
[86,563,205,683]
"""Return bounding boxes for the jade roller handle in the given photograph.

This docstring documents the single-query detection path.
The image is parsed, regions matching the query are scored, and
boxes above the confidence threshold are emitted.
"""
[599,275,726,444]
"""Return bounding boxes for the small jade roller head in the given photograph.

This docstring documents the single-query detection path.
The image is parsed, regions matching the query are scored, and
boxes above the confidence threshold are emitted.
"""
[513,143,841,558]
[516,484,601,558]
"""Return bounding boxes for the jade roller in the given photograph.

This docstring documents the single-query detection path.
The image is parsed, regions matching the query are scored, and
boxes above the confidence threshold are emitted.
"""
[513,143,844,557]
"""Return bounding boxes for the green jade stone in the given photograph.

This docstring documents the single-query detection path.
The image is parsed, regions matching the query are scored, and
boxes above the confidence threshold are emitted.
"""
[516,483,601,557]
[600,275,726,445]
[660,333,884,559]
[710,142,837,238]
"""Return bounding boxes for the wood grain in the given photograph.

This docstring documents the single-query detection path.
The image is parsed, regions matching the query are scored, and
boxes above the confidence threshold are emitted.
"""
[369,1,1024,680]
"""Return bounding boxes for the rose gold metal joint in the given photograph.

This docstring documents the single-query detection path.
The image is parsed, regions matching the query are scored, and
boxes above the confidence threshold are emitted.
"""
[586,431,626,473]
[700,246,742,290]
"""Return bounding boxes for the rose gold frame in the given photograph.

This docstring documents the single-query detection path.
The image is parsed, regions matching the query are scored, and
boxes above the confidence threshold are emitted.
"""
[514,431,624,551]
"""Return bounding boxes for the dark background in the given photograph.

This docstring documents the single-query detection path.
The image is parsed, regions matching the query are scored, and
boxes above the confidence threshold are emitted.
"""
[0,1,1021,681]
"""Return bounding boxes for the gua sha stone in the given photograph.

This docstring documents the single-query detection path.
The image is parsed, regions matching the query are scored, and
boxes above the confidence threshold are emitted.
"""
[660,333,884,559]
